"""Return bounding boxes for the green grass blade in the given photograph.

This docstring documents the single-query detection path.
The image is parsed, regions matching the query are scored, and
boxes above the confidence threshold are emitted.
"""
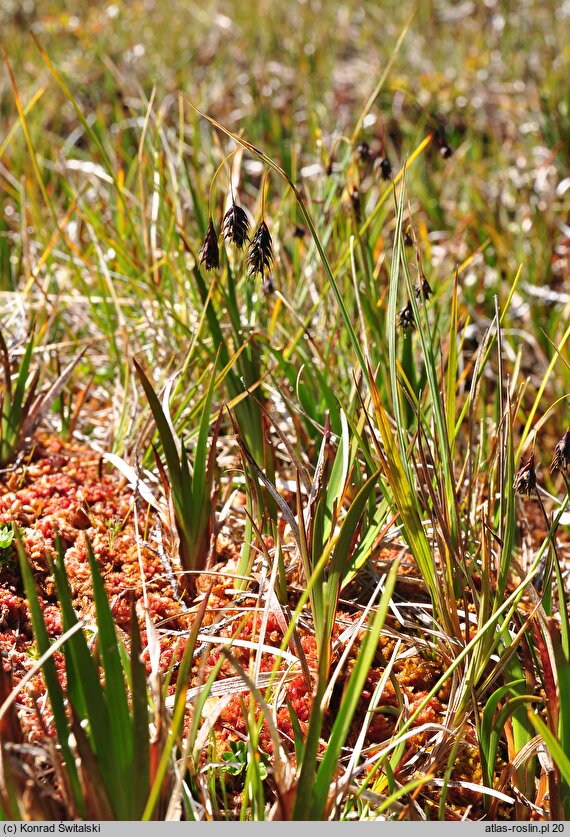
[386,178,408,462]
[478,679,524,788]
[129,601,150,819]
[322,409,350,542]
[528,711,570,789]
[285,697,305,767]
[553,619,570,818]
[15,537,85,816]
[143,655,225,821]
[134,359,183,498]
[309,560,400,819]
[51,540,122,816]
[189,351,219,525]
[445,269,459,450]
[85,538,133,800]
[327,469,380,602]
[369,378,439,607]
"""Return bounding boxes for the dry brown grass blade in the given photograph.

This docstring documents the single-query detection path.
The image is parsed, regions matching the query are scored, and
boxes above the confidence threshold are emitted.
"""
[69,707,115,820]
[20,347,88,441]
[227,408,301,548]
[0,664,22,746]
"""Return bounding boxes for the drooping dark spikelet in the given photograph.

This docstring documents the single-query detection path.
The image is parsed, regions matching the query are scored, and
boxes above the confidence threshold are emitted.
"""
[349,186,362,222]
[436,131,453,159]
[357,141,371,162]
[222,203,250,249]
[247,220,273,280]
[415,270,434,302]
[398,300,415,331]
[377,156,392,180]
[199,218,220,270]
[550,430,570,474]
[513,453,537,495]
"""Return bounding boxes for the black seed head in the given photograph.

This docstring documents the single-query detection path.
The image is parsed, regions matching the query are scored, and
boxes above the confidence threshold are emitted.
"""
[378,156,392,180]
[404,225,414,247]
[222,203,250,249]
[199,218,220,270]
[398,301,415,331]
[357,141,371,162]
[293,224,305,239]
[247,220,273,279]
[514,453,537,495]
[550,430,570,474]
[436,132,453,159]
[415,271,434,302]
[350,186,362,222]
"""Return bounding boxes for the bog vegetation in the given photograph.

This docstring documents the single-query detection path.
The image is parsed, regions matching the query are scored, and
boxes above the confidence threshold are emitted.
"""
[0,0,569,822]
